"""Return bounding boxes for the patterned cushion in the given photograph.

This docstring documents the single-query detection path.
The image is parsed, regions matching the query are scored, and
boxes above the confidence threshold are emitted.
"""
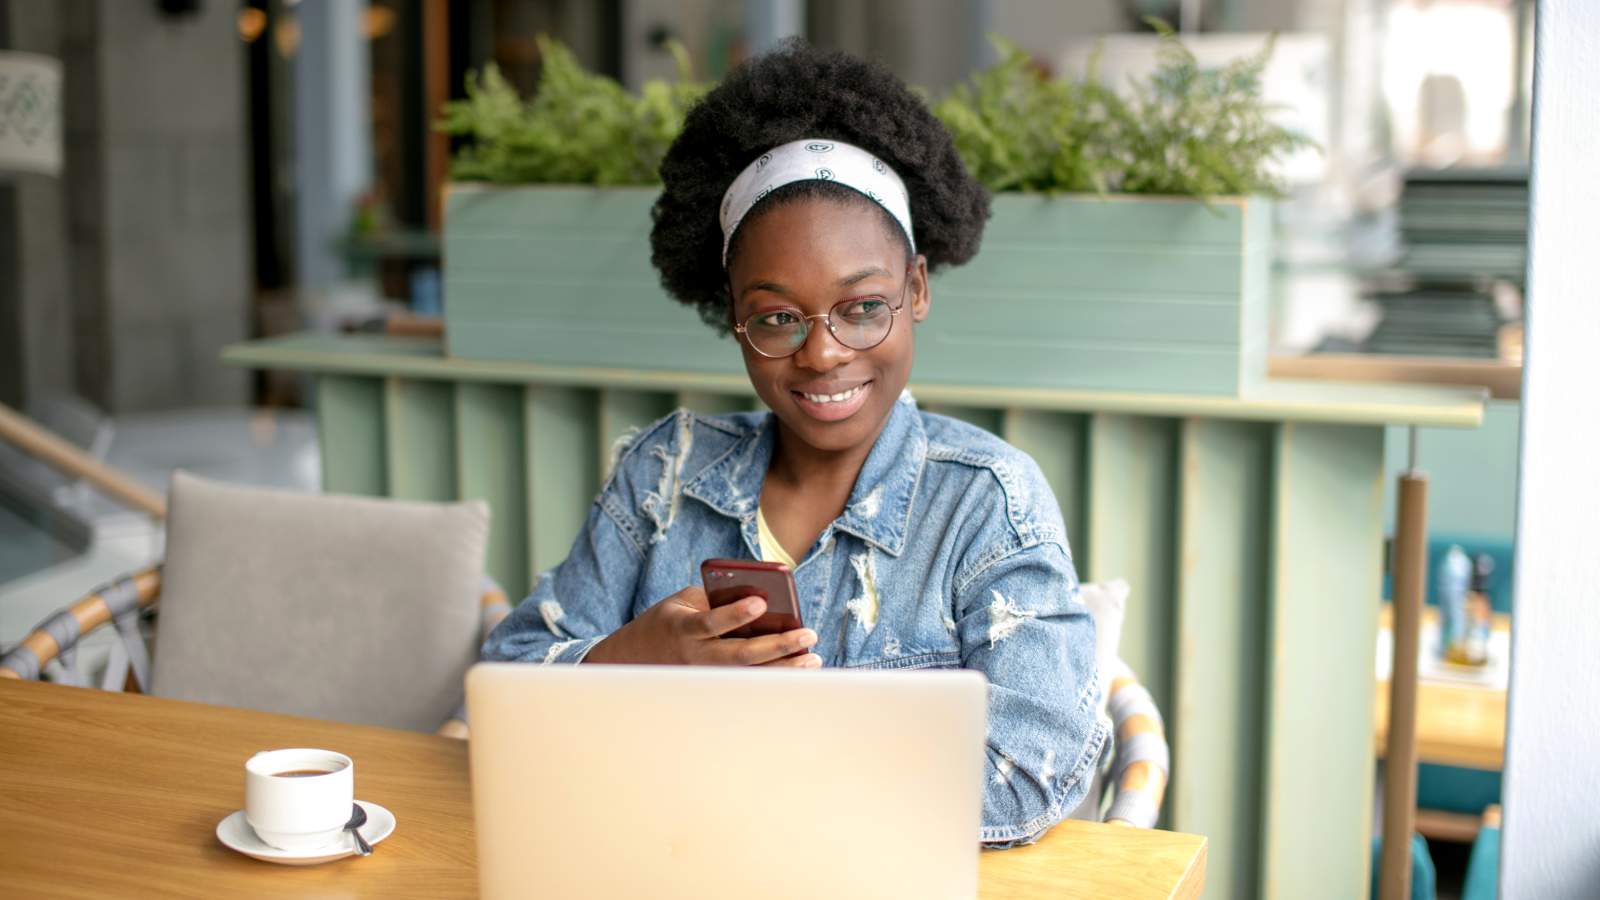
[1077,579,1129,705]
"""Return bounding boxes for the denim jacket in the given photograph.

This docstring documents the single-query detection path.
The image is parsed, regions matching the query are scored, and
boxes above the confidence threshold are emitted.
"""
[482,393,1109,846]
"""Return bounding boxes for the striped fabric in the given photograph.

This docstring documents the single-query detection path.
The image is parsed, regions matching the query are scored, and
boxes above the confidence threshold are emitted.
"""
[1103,658,1170,828]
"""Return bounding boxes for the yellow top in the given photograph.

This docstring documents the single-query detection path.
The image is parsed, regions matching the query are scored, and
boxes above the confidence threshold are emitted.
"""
[755,507,797,570]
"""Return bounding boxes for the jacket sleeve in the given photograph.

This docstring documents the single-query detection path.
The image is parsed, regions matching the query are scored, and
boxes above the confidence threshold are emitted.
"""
[954,538,1109,848]
[480,447,651,665]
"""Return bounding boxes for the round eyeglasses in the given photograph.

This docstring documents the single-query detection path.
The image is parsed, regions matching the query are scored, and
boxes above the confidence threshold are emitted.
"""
[733,272,912,359]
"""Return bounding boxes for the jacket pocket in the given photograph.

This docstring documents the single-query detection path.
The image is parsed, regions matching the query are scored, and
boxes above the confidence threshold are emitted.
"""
[846,650,962,671]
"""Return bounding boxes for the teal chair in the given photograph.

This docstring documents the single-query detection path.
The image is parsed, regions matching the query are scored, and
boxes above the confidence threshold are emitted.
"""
[1461,807,1500,900]
[1370,832,1437,900]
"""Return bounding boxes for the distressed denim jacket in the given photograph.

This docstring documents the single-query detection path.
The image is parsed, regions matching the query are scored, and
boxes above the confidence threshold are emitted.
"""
[482,394,1110,846]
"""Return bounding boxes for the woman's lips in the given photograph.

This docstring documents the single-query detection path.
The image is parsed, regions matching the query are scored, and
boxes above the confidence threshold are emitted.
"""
[790,381,872,422]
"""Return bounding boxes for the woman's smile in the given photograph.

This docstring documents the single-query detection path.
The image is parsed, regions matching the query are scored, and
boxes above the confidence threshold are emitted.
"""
[790,379,873,421]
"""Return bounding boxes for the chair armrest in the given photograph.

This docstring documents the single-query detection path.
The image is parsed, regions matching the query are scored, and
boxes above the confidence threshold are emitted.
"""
[1104,659,1170,828]
[0,567,161,685]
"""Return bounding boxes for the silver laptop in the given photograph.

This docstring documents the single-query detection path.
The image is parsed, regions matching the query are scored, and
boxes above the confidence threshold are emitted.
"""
[466,662,988,900]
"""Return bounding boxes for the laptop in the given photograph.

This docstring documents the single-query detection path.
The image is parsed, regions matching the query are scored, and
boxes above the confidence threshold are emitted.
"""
[466,662,988,900]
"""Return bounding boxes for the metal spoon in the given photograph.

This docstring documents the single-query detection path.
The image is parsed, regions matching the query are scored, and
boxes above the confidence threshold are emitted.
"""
[344,803,373,856]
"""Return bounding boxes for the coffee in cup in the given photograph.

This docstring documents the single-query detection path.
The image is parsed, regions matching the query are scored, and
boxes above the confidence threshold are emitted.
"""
[244,749,354,852]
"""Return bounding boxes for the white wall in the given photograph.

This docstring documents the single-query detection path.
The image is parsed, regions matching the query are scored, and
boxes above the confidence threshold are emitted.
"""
[1502,1,1600,895]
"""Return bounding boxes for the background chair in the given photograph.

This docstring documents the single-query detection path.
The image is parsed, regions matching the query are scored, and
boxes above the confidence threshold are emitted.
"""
[1,471,498,735]
[1101,658,1170,827]
[1461,805,1500,900]
[1071,579,1171,829]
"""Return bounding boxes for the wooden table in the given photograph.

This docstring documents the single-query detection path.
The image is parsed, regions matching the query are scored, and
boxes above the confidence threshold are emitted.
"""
[0,679,1206,899]
[1373,606,1508,841]
[1374,605,1509,771]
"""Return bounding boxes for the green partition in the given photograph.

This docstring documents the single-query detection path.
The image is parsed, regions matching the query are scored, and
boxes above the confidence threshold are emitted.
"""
[226,332,1484,900]
[443,186,1272,396]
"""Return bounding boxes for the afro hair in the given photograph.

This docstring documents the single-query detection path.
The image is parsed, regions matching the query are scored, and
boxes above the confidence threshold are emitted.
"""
[650,40,991,332]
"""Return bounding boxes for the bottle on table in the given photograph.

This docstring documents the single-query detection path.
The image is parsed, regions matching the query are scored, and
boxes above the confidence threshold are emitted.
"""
[1450,554,1496,668]
[1438,545,1473,665]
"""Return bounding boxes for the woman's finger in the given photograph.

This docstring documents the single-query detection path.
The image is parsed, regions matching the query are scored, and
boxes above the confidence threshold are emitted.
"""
[715,627,818,666]
[692,595,767,638]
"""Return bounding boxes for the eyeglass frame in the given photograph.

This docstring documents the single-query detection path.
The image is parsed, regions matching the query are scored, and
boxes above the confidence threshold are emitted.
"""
[729,263,917,360]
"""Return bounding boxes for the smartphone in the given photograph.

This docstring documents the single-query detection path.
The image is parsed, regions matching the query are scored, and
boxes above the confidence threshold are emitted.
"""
[699,558,804,640]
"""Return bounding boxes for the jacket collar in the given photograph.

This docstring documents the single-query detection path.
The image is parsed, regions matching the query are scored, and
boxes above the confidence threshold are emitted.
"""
[683,394,926,557]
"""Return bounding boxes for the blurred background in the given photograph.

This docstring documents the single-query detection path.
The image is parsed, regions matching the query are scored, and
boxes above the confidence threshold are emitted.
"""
[0,2,1531,895]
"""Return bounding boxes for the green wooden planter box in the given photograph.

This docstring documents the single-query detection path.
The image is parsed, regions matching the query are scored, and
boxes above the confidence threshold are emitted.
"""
[444,185,1271,397]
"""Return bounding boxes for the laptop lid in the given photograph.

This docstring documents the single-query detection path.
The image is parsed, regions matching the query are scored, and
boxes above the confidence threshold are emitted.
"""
[467,663,988,900]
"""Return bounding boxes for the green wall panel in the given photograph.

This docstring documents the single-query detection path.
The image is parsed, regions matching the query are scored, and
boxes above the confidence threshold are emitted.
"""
[920,403,1003,436]
[1085,414,1180,719]
[455,383,530,599]
[597,389,677,479]
[1260,423,1385,900]
[1000,409,1089,556]
[383,377,456,501]
[675,390,753,416]
[1172,419,1274,900]
[316,375,385,496]
[1382,399,1521,544]
[525,386,599,579]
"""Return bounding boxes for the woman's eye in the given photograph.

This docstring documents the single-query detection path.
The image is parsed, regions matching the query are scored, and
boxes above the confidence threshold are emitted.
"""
[755,311,801,328]
[838,299,886,321]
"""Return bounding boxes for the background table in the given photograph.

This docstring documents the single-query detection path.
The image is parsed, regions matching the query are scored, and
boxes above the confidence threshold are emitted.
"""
[1373,604,1508,842]
[0,679,1205,899]
[1374,604,1509,771]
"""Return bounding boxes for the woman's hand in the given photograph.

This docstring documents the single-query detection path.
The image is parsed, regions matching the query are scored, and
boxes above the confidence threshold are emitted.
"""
[583,585,821,668]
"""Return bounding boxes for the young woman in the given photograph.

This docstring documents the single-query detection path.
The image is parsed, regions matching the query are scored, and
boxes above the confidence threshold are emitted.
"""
[483,41,1107,847]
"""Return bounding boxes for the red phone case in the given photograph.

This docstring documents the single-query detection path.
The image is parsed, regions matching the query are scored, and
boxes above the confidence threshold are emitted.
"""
[700,558,803,640]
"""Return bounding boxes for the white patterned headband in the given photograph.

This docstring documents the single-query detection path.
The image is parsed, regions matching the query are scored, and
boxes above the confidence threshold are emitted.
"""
[718,138,916,267]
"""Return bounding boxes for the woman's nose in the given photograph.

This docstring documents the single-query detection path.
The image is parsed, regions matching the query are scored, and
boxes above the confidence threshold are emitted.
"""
[791,318,854,371]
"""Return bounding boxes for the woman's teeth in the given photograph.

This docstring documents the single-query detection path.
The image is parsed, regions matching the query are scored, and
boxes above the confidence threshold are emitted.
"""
[800,384,866,404]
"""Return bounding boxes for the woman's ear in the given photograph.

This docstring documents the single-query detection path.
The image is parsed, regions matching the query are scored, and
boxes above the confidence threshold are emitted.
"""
[909,255,932,323]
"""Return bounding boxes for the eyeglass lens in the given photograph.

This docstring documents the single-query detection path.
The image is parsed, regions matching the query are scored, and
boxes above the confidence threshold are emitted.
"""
[744,297,897,357]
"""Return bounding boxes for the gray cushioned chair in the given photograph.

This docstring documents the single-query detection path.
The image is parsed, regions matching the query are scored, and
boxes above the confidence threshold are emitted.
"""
[0,471,503,734]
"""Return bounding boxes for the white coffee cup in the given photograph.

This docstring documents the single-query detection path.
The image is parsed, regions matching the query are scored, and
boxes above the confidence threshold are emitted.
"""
[244,748,354,852]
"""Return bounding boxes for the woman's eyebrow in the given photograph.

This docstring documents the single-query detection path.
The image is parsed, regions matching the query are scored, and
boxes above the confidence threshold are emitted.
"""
[837,266,892,287]
[740,280,791,300]
[738,266,891,300]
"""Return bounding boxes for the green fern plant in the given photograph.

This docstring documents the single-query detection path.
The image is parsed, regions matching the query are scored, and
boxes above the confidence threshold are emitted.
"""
[436,36,708,185]
[935,25,1313,198]
[441,31,1308,198]
[931,38,1126,193]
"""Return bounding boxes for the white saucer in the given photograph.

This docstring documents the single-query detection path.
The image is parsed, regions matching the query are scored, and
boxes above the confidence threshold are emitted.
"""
[216,800,396,865]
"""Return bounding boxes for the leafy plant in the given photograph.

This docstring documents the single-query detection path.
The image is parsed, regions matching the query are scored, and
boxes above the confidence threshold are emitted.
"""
[934,24,1313,198]
[436,36,708,185]
[441,29,1309,198]
[931,39,1128,194]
